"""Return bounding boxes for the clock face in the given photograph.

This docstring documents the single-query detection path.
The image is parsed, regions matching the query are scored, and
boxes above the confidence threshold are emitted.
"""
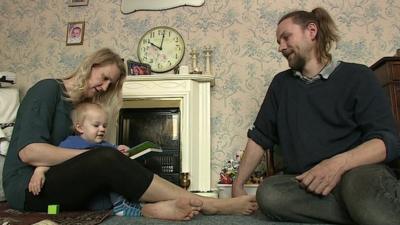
[137,26,185,73]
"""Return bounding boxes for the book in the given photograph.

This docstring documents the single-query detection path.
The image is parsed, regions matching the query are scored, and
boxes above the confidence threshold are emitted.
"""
[128,141,162,159]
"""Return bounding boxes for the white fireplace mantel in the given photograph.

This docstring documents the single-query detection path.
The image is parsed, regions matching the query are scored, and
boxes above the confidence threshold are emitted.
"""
[123,74,215,86]
[122,74,214,192]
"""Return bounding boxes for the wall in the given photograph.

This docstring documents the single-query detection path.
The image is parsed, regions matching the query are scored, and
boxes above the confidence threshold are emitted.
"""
[0,0,399,187]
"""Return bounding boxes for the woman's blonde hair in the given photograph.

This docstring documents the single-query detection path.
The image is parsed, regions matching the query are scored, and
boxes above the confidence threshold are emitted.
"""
[63,48,126,136]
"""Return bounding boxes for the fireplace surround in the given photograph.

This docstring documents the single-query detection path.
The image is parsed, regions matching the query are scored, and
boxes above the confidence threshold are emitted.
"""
[118,74,214,192]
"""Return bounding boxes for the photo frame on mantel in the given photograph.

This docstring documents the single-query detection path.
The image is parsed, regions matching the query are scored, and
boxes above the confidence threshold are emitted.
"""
[68,0,89,7]
[127,60,152,75]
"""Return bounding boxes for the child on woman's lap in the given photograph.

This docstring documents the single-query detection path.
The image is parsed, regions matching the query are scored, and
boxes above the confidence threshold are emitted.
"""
[28,102,142,217]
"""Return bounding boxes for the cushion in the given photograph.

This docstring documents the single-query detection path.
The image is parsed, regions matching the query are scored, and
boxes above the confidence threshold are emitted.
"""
[0,87,20,202]
[0,155,5,201]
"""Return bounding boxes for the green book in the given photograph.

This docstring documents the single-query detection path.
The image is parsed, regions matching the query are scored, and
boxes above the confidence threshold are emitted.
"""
[128,141,162,159]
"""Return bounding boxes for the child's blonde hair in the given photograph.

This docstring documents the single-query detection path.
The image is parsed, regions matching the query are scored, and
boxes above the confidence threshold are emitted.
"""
[71,102,107,133]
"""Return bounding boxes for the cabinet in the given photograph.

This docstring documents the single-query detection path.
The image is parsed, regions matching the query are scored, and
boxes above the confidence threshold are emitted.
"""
[371,57,400,169]
[370,57,400,130]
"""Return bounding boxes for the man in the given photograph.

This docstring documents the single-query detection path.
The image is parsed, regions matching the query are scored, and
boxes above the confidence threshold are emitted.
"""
[232,7,400,225]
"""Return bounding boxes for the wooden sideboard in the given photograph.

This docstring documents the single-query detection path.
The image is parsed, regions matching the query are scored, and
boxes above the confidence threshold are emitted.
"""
[371,57,400,169]
[370,57,400,130]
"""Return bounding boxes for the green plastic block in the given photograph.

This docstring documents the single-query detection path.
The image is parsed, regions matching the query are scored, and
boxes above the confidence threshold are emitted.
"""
[47,204,59,215]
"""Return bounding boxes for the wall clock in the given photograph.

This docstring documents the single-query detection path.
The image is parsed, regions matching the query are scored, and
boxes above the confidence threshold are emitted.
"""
[137,26,185,73]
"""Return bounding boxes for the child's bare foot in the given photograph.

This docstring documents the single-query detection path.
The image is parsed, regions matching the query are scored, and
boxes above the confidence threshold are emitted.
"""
[142,197,203,221]
[202,195,258,215]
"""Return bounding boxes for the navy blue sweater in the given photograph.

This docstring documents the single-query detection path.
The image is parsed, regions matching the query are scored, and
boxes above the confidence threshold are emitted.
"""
[248,62,400,174]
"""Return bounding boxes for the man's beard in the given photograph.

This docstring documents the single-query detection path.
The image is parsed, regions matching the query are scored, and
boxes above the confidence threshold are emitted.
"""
[288,53,306,71]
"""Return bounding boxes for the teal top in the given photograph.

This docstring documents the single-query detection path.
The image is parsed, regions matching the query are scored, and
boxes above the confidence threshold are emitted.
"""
[2,79,73,210]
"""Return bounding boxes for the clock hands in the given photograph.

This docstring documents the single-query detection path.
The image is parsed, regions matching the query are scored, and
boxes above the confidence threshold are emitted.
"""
[150,42,162,50]
[149,31,166,51]
[159,31,165,50]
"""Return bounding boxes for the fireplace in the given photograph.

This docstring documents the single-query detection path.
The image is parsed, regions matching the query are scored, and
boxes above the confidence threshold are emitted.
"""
[117,74,214,192]
[118,107,181,185]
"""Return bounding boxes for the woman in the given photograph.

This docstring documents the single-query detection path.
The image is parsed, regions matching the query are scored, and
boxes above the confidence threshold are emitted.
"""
[3,48,257,220]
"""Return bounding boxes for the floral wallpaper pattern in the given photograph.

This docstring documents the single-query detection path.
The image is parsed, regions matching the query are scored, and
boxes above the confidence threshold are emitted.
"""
[1,0,399,187]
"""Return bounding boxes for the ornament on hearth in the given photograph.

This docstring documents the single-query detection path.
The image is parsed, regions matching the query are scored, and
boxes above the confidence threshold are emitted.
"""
[218,158,238,184]
[218,149,266,184]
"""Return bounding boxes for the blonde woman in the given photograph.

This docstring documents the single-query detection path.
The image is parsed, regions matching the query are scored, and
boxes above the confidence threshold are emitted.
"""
[3,48,257,220]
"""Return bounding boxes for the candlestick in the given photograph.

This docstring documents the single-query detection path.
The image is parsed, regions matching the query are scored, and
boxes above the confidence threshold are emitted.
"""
[203,46,213,75]
[180,172,191,190]
[189,48,202,74]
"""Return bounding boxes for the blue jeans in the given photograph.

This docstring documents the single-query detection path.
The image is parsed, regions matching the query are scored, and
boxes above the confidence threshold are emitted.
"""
[256,164,400,225]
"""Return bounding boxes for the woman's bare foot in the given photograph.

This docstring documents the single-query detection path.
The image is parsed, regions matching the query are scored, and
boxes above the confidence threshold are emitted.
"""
[201,195,258,215]
[141,197,203,221]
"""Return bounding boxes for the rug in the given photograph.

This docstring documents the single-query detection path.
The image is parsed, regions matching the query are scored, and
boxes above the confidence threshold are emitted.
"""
[0,201,111,225]
[100,211,333,225]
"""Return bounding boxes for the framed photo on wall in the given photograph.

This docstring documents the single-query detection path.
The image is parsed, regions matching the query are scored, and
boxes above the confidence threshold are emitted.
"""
[66,21,85,46]
[68,0,89,7]
[127,60,152,75]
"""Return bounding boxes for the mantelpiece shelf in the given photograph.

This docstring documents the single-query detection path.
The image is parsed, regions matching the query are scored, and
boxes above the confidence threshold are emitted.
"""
[125,74,215,86]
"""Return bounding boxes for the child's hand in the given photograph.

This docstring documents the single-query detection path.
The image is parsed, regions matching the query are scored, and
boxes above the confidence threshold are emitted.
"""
[29,167,49,195]
[29,172,45,196]
[117,145,130,156]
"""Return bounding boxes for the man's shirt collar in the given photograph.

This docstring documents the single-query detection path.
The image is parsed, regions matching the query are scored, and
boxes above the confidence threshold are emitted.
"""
[293,59,340,83]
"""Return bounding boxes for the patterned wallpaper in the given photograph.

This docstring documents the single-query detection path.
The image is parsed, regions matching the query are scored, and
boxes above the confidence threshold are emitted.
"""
[1,0,399,187]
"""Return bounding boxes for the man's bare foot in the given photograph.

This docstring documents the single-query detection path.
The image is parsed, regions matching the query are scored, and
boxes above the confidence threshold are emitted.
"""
[141,197,203,221]
[201,195,258,215]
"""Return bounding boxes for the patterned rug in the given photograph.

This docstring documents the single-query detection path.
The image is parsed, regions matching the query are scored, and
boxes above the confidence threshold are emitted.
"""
[0,201,111,225]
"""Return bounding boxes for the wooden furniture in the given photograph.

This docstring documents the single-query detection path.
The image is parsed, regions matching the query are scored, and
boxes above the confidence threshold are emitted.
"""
[371,57,400,169]
[370,57,400,130]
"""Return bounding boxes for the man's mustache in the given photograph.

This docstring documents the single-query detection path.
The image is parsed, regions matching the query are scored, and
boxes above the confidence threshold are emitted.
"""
[282,49,294,58]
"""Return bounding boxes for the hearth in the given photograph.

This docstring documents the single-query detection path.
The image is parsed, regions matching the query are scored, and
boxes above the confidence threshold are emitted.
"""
[118,107,181,185]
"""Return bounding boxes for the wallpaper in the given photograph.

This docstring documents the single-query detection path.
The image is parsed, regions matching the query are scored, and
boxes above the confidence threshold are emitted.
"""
[0,0,399,187]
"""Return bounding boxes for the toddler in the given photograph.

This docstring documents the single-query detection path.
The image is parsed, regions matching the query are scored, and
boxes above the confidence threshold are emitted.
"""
[28,102,142,217]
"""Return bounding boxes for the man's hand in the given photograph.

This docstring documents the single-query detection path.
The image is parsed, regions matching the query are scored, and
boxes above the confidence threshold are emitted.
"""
[232,180,248,197]
[296,153,349,196]
[231,139,266,197]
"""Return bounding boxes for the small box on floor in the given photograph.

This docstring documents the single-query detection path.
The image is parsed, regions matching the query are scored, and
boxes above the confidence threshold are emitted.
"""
[47,204,59,215]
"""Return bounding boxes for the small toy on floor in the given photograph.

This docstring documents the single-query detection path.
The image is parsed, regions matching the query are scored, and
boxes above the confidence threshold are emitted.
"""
[47,204,59,215]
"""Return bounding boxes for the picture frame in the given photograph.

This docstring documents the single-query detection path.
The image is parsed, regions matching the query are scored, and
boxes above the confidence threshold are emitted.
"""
[127,60,152,75]
[66,21,85,46]
[68,0,89,7]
